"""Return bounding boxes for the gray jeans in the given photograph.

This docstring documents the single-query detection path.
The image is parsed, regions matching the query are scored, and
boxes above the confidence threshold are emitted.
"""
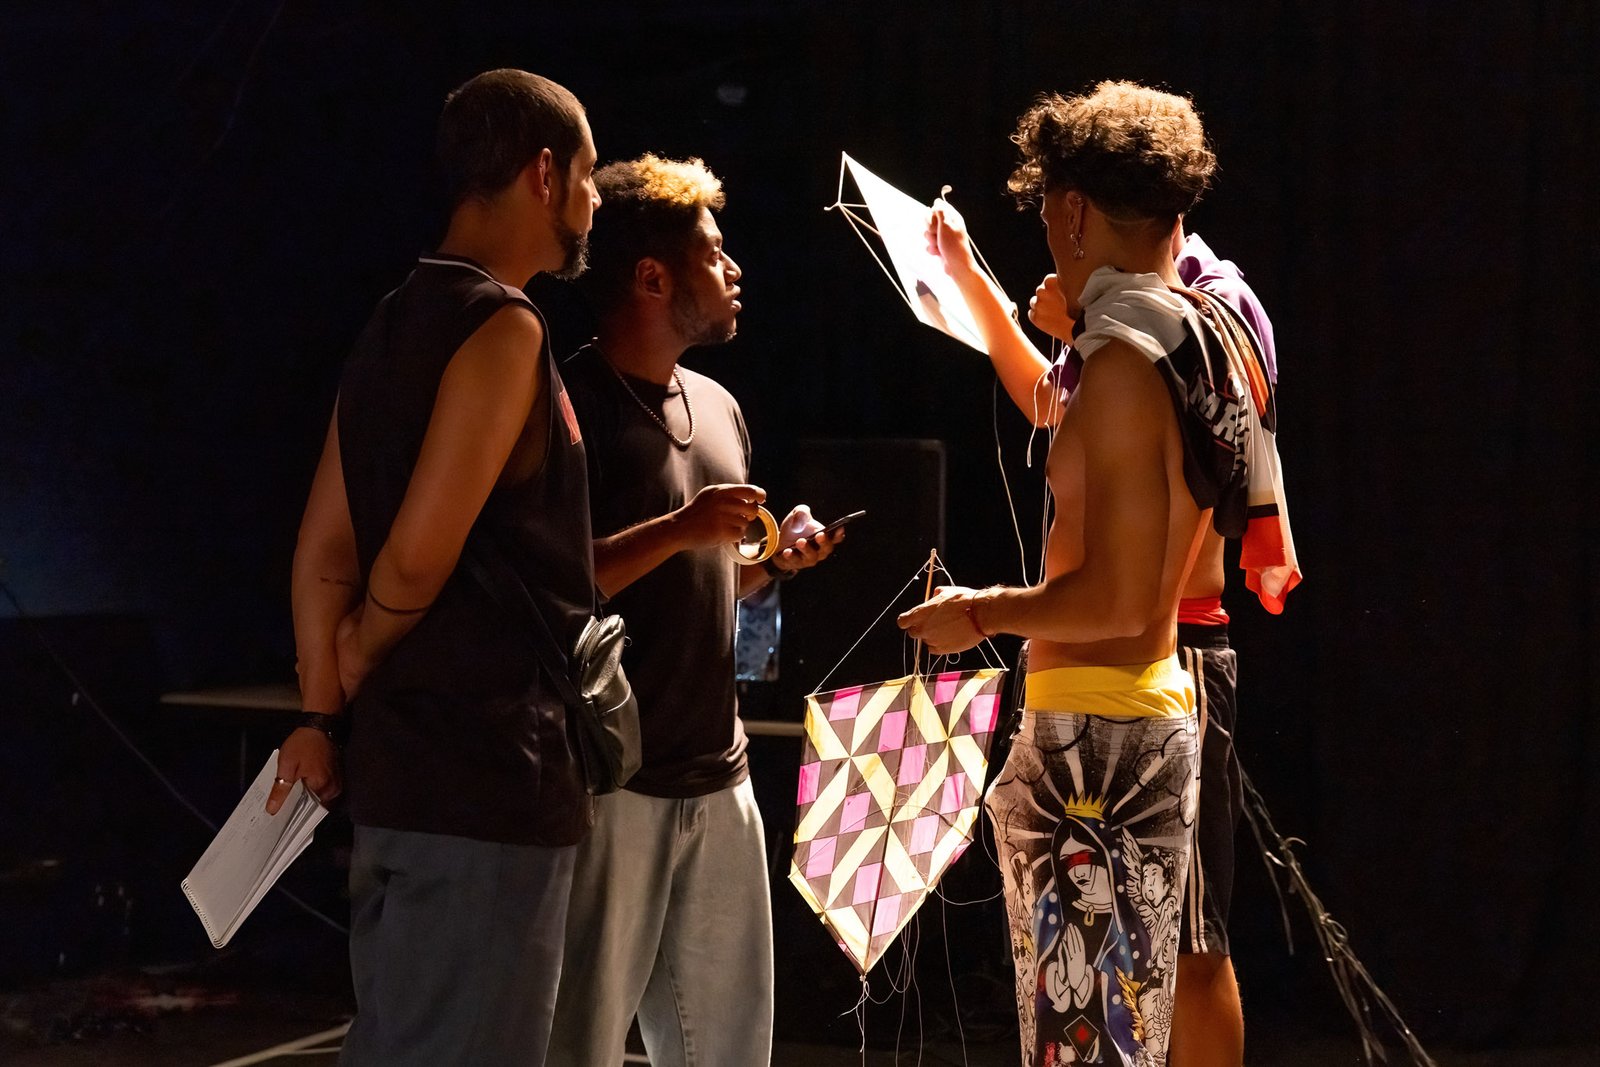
[340,825,577,1067]
[546,779,774,1067]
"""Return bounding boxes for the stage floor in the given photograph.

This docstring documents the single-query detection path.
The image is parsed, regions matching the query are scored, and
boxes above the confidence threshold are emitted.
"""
[1,970,1593,1067]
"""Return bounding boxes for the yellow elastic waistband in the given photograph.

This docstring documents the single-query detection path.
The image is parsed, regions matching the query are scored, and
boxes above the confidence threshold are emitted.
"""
[1025,656,1194,718]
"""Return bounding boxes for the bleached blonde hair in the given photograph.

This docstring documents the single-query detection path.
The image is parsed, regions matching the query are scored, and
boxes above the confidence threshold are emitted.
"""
[585,154,728,309]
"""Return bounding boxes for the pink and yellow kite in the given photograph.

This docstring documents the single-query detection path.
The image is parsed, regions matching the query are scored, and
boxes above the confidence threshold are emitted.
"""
[790,667,1005,974]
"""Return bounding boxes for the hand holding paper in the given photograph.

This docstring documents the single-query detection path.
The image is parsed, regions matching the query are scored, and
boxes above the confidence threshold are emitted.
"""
[925,196,981,282]
[267,727,341,815]
[183,752,328,948]
[832,153,988,353]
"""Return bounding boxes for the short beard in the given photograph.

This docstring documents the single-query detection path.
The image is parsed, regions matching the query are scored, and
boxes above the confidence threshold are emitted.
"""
[551,217,589,281]
[669,286,737,347]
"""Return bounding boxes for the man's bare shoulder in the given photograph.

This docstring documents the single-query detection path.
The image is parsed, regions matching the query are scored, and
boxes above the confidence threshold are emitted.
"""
[447,303,547,388]
[1072,339,1170,435]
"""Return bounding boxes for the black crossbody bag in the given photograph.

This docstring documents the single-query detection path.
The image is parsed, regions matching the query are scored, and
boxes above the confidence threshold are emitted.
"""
[461,549,642,795]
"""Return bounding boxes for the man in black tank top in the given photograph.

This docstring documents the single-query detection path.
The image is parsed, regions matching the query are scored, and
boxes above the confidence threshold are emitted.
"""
[546,156,840,1067]
[269,70,601,1067]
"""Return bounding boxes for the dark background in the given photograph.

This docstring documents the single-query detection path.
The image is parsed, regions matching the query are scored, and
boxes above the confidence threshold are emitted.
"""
[3,0,1596,1057]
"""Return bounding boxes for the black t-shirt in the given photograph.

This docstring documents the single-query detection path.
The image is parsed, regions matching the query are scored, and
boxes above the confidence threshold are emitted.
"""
[562,345,750,798]
[337,256,594,846]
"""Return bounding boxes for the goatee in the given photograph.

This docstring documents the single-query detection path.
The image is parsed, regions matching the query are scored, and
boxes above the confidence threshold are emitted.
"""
[552,220,589,281]
[670,289,737,347]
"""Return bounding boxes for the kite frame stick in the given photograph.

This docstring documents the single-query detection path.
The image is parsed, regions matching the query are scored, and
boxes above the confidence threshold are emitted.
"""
[909,548,938,679]
[827,153,1010,341]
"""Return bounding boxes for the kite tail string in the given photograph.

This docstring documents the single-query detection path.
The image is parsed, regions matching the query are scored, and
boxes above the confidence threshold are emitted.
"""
[841,974,870,1062]
[893,918,921,1065]
[1238,764,1440,1067]
[939,893,971,1067]
[840,929,927,1066]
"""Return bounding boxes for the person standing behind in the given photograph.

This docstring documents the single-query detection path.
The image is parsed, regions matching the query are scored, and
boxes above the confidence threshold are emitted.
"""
[1160,228,1283,1067]
[547,154,838,1067]
[270,69,602,1066]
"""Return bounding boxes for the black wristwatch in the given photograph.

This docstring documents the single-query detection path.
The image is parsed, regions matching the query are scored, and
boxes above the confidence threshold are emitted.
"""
[295,712,349,745]
[762,557,796,582]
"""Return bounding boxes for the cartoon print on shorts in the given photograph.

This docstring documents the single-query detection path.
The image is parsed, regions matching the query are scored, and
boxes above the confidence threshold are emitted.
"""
[987,711,1198,1066]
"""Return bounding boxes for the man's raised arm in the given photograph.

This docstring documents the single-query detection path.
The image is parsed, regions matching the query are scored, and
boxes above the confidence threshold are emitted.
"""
[927,202,1064,427]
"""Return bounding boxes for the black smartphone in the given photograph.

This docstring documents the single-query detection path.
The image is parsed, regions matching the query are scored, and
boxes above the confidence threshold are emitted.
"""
[817,509,866,536]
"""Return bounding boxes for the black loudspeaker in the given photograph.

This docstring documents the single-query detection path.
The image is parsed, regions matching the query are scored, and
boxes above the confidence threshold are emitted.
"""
[774,437,946,717]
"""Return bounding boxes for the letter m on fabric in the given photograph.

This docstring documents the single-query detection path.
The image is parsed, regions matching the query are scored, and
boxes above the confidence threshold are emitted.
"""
[789,668,1005,974]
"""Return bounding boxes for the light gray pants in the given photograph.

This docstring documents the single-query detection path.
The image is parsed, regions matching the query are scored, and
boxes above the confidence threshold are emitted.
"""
[546,779,774,1067]
[340,825,576,1067]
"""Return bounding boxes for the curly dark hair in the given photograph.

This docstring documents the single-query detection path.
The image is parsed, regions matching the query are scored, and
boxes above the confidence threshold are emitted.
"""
[1008,80,1216,223]
[583,154,726,312]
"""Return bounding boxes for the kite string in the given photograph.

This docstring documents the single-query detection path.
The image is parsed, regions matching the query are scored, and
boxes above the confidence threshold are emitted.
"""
[827,153,920,319]
[925,551,974,672]
[1015,340,1066,588]
[910,548,939,679]
[816,550,1005,692]
[939,893,970,1067]
[832,203,924,320]
[1035,358,1062,583]
[937,185,1012,326]
[809,562,929,694]
[924,557,1008,671]
[828,161,1013,345]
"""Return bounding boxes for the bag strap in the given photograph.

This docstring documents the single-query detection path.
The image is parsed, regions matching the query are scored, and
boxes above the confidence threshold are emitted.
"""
[458,546,586,713]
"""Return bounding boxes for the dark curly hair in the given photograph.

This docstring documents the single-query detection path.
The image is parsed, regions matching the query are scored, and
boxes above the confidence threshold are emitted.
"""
[1008,81,1216,224]
[583,154,726,312]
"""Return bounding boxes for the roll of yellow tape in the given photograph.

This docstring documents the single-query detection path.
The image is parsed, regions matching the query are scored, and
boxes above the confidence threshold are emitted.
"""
[725,505,780,565]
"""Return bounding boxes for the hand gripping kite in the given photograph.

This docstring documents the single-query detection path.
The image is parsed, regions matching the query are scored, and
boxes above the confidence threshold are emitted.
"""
[789,552,1007,974]
[827,152,1009,356]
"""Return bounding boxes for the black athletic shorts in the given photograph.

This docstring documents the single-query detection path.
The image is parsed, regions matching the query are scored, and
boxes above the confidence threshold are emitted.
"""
[1177,623,1242,956]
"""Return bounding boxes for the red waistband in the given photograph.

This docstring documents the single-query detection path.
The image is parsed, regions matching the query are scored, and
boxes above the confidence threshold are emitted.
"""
[1178,595,1229,627]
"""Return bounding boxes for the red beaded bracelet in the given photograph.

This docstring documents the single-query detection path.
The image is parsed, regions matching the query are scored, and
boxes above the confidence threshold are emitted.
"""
[964,602,988,639]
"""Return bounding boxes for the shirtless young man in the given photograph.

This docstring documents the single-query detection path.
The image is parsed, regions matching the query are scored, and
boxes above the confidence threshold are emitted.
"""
[933,216,1289,1067]
[900,82,1242,1065]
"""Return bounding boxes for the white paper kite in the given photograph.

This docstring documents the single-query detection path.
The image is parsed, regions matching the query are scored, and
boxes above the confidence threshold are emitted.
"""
[829,152,995,354]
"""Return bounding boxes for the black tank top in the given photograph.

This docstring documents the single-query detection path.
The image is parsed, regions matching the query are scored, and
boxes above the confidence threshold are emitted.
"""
[337,254,593,846]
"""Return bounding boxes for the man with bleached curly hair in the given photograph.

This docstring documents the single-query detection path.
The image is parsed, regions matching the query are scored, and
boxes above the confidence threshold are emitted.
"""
[546,154,840,1067]
[901,80,1288,1066]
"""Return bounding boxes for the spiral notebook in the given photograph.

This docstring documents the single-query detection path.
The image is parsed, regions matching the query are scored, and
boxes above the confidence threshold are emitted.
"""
[180,751,327,948]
